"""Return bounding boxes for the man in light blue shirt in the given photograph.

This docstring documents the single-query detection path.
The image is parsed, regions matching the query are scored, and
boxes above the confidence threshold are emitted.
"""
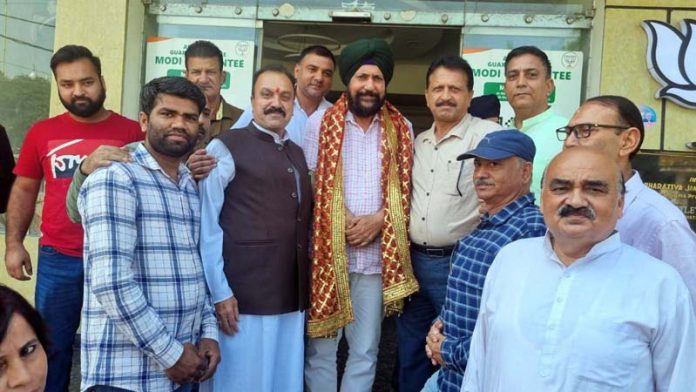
[232,45,335,145]
[504,46,568,199]
[561,94,696,308]
[462,147,696,392]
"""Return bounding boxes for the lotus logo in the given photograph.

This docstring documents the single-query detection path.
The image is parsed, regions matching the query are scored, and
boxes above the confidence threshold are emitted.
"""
[641,19,696,109]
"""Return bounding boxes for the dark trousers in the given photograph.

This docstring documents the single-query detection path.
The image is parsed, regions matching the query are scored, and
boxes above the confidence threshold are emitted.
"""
[396,249,450,392]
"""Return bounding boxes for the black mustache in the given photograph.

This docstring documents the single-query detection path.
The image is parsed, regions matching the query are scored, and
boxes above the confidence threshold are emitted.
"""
[435,99,457,107]
[357,91,380,99]
[557,204,597,220]
[165,128,190,138]
[263,106,286,116]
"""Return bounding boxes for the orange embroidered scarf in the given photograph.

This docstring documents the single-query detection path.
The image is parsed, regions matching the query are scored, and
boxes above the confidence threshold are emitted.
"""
[308,93,419,338]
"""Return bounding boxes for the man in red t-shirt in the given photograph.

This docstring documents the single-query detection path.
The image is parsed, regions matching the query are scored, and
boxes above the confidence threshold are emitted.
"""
[4,44,143,392]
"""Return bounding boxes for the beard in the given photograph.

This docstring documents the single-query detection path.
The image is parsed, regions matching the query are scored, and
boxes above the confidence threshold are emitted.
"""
[59,88,106,118]
[147,126,197,158]
[348,90,384,118]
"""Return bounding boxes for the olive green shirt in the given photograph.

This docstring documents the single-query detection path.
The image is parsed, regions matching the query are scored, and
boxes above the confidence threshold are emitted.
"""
[66,142,141,223]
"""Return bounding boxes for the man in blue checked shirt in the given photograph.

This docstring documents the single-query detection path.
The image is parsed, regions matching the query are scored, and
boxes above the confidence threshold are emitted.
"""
[422,129,547,392]
[78,76,220,391]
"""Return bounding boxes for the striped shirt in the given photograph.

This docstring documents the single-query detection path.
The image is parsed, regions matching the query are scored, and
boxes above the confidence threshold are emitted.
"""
[78,144,217,392]
[438,193,546,392]
[304,109,398,274]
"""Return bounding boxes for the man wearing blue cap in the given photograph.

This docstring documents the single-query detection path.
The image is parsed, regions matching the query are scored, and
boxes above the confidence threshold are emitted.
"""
[422,129,546,392]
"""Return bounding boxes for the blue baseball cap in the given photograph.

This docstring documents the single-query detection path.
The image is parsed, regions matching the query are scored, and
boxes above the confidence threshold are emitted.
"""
[457,129,536,162]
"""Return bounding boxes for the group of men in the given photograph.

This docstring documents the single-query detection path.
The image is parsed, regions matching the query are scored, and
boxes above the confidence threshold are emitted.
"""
[3,35,696,392]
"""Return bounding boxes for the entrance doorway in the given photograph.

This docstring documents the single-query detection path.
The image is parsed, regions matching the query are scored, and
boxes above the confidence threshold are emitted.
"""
[261,22,462,133]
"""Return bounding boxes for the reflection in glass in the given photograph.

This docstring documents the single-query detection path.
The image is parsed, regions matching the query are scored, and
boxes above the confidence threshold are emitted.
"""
[0,0,55,153]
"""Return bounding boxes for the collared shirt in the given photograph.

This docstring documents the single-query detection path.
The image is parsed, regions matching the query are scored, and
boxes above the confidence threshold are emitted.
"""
[410,114,502,247]
[199,122,298,304]
[461,233,696,392]
[304,109,409,274]
[216,97,226,120]
[437,193,545,392]
[520,108,567,200]
[233,97,332,146]
[78,144,217,392]
[617,171,696,307]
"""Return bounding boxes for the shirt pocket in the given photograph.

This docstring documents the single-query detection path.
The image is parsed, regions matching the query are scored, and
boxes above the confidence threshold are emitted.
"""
[437,159,474,197]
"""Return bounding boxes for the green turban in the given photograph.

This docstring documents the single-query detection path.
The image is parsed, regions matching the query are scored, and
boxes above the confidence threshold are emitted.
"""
[339,38,394,86]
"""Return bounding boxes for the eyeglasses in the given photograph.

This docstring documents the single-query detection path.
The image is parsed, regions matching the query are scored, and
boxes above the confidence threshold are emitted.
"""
[555,123,630,141]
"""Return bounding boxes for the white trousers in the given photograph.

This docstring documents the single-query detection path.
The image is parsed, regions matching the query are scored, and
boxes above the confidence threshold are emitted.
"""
[200,310,304,392]
[305,273,384,392]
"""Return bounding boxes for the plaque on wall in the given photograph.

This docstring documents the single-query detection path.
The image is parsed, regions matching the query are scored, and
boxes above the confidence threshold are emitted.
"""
[633,152,696,231]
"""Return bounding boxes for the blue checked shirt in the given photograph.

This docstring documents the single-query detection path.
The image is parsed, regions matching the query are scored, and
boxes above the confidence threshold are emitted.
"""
[78,144,217,392]
[437,193,546,392]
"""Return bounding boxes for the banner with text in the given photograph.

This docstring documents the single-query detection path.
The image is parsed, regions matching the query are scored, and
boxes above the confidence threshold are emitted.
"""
[145,37,254,109]
[462,48,583,127]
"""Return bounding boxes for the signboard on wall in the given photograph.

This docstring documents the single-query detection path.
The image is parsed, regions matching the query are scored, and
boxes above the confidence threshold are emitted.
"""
[633,152,696,231]
[145,37,254,108]
[462,48,583,127]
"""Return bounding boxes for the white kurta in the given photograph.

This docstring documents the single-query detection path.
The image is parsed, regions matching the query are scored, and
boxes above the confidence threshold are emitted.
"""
[198,127,304,392]
[617,171,696,308]
[232,97,332,146]
[462,233,696,392]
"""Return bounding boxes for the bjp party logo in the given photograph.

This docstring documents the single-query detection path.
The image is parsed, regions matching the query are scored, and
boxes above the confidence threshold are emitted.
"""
[642,19,696,109]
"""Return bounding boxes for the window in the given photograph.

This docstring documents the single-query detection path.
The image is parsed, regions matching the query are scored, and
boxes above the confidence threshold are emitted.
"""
[0,0,56,154]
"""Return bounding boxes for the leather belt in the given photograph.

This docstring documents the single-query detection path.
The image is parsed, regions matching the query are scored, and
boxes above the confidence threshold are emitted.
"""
[411,242,455,257]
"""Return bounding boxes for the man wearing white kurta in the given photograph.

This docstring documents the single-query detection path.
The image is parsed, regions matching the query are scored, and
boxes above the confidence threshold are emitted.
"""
[199,65,312,392]
[562,95,696,308]
[462,147,696,392]
[232,45,335,145]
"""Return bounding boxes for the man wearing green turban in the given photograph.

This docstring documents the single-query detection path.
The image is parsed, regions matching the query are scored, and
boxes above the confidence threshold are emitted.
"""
[303,38,419,391]
[338,38,395,87]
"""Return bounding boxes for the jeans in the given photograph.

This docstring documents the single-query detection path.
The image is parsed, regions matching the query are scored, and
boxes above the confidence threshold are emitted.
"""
[396,249,450,392]
[35,246,84,392]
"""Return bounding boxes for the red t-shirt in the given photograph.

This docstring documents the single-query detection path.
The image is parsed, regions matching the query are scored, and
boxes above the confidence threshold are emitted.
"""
[13,111,143,257]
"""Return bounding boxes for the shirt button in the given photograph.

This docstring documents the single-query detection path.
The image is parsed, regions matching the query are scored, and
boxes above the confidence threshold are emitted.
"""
[421,217,425,221]
[556,297,563,303]
[430,169,434,173]
[426,192,430,196]
[277,146,283,151]
[434,146,438,151]
[291,192,297,198]
[297,217,302,222]
[297,244,302,250]
[423,242,427,245]
[548,324,556,330]
[287,167,294,173]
